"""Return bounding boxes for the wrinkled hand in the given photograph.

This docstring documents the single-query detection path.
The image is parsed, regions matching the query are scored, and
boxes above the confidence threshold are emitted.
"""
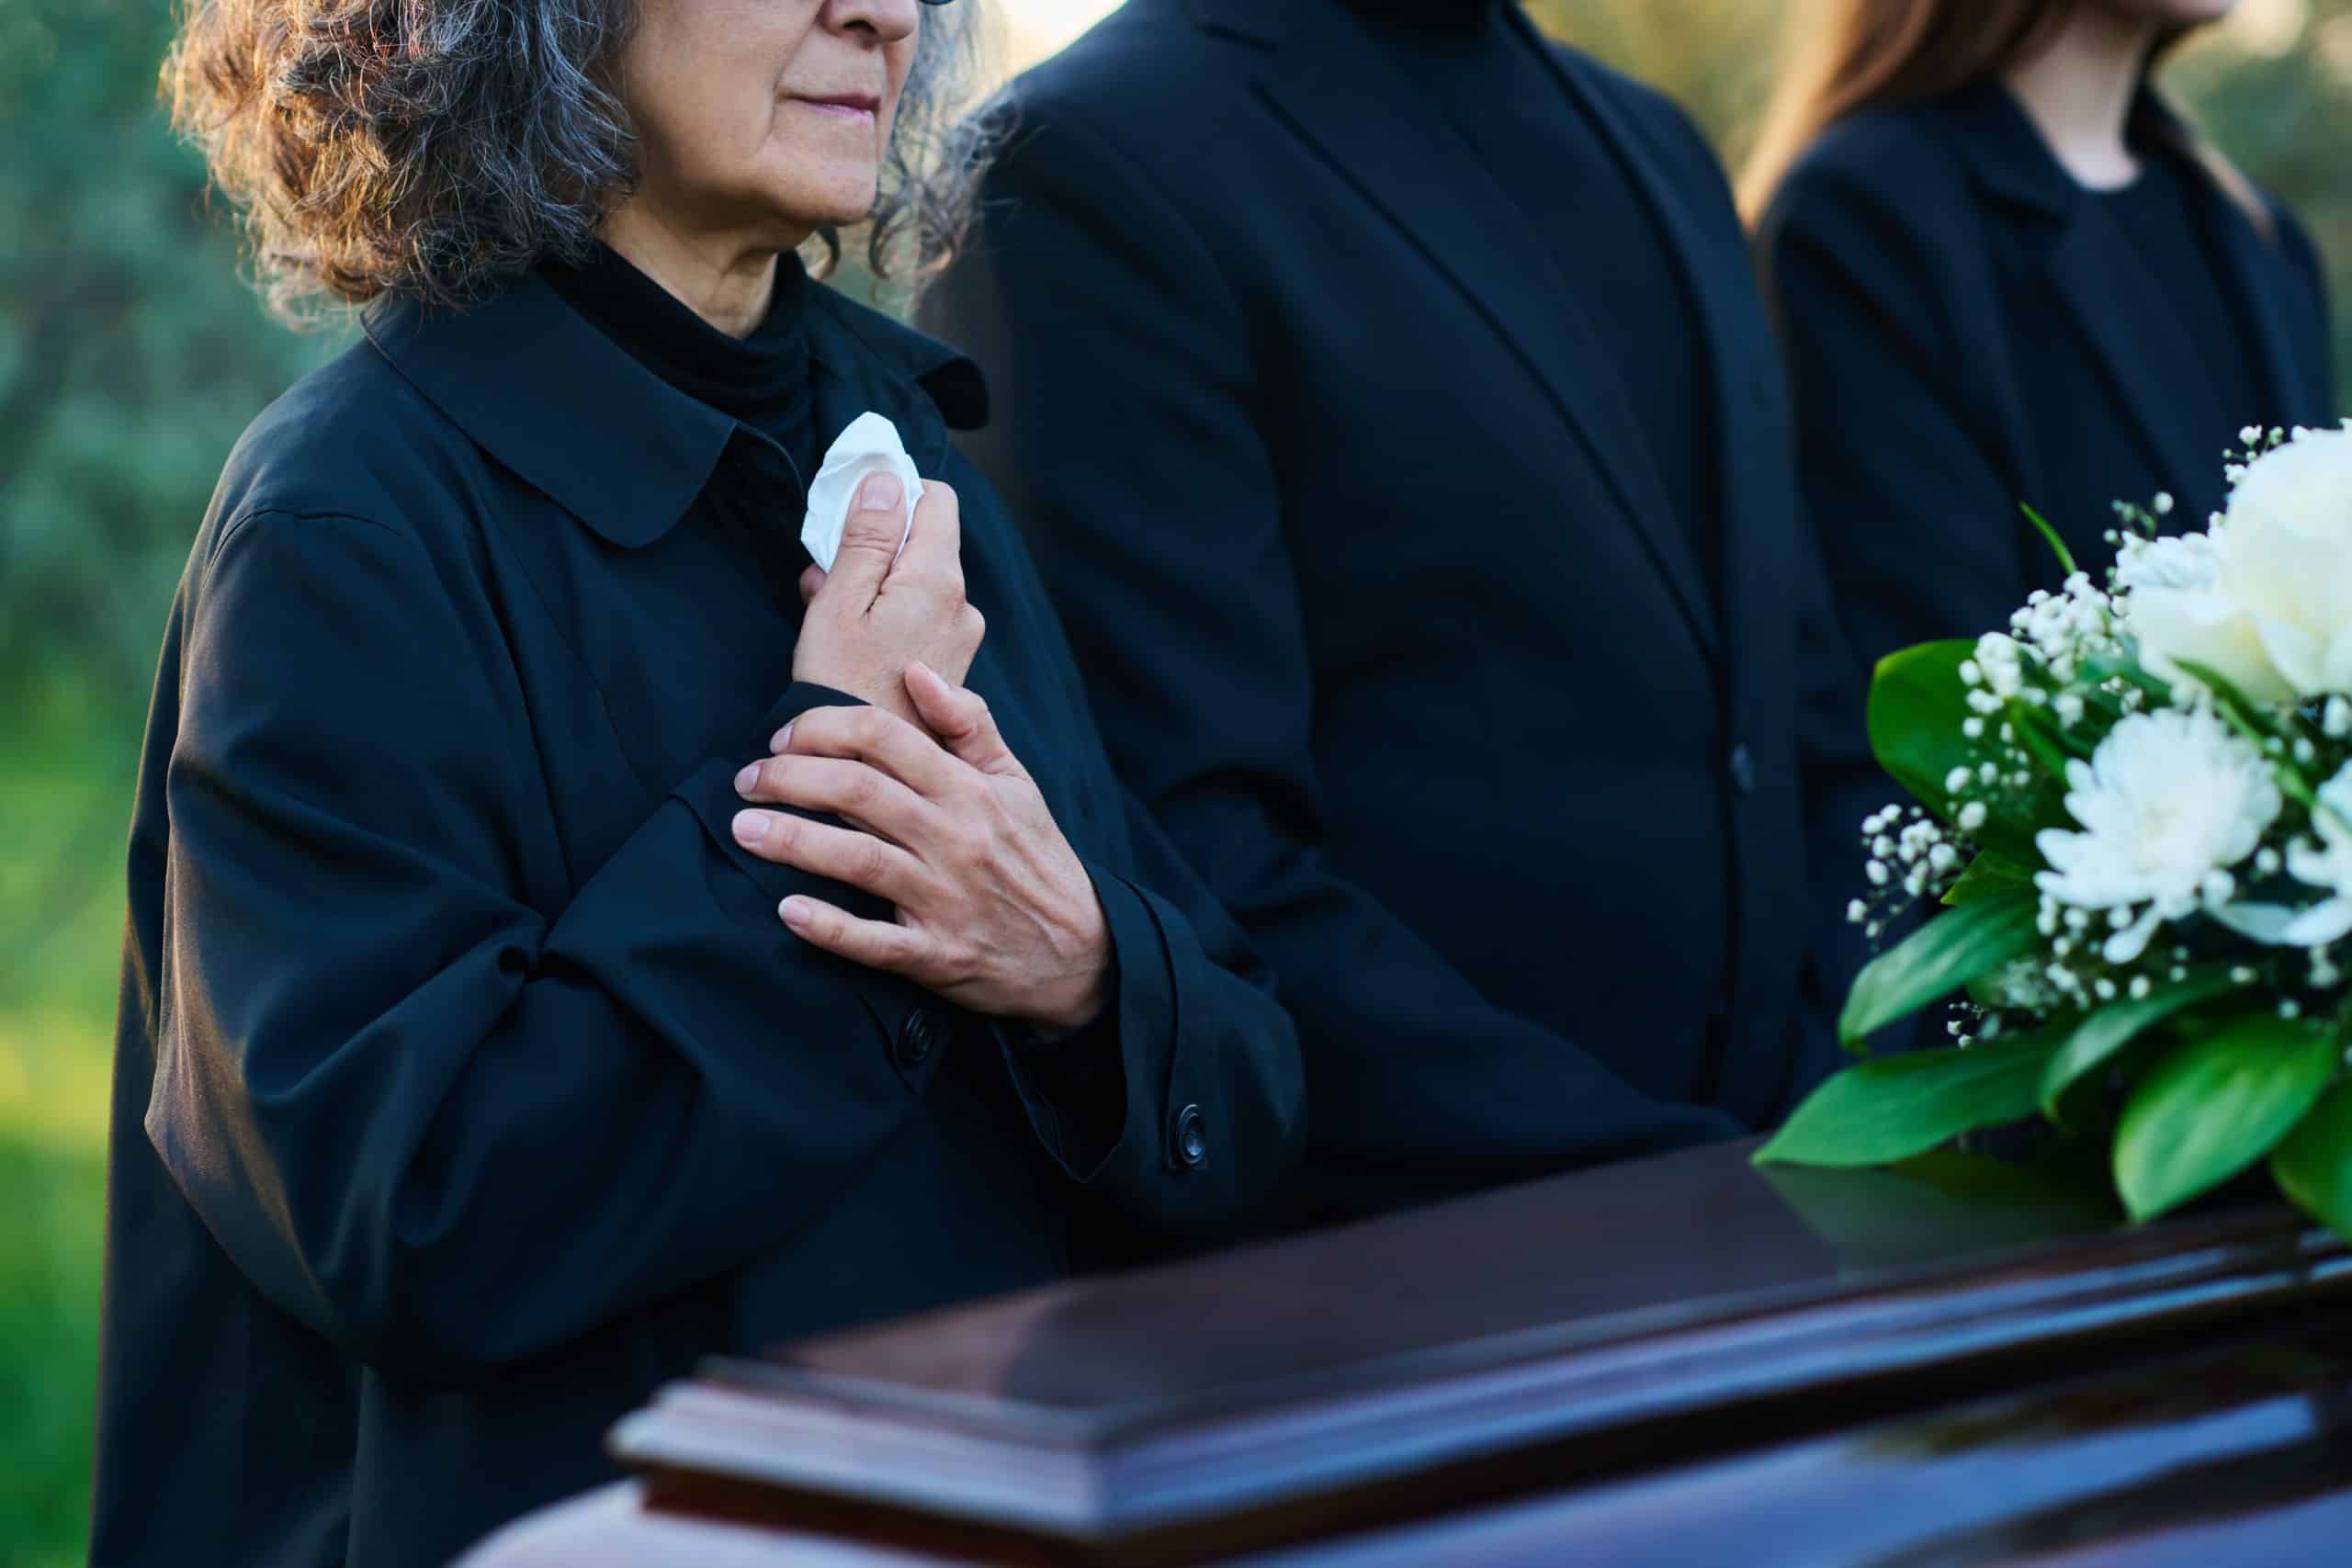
[731,661,1111,1032]
[791,475,984,728]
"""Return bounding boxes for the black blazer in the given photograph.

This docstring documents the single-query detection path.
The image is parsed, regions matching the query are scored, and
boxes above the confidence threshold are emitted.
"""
[1759,81,2335,670]
[922,0,1874,1222]
[92,276,1302,1568]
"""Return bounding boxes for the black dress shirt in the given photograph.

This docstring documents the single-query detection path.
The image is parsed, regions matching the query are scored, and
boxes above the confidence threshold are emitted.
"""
[90,268,1302,1568]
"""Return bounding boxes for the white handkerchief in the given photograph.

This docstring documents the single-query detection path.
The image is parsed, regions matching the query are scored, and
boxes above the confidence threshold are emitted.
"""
[800,412,924,573]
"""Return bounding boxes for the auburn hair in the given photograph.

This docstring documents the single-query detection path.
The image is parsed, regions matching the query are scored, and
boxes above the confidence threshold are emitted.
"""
[1737,0,2267,229]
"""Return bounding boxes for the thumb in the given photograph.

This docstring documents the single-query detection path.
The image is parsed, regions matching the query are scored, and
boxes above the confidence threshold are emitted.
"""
[823,471,908,602]
[906,661,1021,776]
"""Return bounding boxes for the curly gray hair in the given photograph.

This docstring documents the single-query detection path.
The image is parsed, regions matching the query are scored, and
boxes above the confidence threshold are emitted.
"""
[164,0,993,322]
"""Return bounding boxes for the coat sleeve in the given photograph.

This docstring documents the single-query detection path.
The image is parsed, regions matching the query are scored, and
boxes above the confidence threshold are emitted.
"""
[153,507,964,1374]
[996,792,1306,1245]
[1758,163,2030,671]
[922,100,1739,1222]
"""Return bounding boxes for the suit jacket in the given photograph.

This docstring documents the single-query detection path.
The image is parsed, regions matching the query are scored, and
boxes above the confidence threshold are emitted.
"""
[1758,80,2335,671]
[91,273,1302,1568]
[922,0,1874,1223]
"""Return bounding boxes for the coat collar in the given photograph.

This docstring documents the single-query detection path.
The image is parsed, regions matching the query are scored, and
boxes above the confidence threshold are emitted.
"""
[362,269,986,549]
[1947,79,2314,485]
[1228,0,1726,660]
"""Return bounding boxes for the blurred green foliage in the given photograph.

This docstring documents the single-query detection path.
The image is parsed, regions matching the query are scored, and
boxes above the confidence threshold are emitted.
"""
[6,3,2352,1564]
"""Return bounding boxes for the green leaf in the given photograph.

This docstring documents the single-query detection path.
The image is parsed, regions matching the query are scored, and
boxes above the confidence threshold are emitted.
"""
[2037,967,2239,1122]
[1839,886,2041,1048]
[2271,1077,2352,1243]
[2019,503,2079,578]
[1755,1032,2062,1168]
[1943,852,2033,907]
[1865,642,2064,865]
[1869,639,1979,807]
[2113,1014,2340,1221]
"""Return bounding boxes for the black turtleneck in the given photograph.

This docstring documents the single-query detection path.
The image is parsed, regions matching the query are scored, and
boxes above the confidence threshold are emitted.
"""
[546,243,820,488]
[1341,0,1720,575]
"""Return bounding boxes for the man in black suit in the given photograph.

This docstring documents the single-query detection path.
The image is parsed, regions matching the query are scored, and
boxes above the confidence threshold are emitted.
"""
[923,0,1875,1224]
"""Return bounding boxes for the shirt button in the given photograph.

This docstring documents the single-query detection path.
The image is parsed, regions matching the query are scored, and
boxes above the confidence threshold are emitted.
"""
[896,1009,941,1071]
[1170,1104,1207,1170]
[1727,741,1758,797]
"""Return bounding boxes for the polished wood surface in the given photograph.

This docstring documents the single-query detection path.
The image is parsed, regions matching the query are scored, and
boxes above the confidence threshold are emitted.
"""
[460,1139,2352,1566]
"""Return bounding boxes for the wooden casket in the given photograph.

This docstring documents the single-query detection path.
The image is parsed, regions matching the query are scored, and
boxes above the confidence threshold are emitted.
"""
[458,1138,2352,1565]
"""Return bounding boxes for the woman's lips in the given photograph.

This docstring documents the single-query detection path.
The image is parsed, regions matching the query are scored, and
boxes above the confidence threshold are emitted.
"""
[792,94,879,119]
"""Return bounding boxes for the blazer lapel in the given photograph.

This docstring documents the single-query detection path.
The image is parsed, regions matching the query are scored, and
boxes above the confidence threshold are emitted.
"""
[1521,17,1782,676]
[1961,84,2319,518]
[1241,2,1721,660]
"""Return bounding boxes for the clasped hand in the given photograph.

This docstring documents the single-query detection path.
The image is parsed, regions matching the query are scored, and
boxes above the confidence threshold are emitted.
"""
[734,476,1110,1032]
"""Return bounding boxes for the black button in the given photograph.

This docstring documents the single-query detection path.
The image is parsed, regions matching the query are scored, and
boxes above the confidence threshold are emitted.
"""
[1170,1104,1207,1169]
[896,1009,941,1070]
[1727,741,1758,797]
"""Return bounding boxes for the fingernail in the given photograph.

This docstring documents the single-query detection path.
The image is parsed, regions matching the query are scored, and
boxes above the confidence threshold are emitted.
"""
[732,810,768,844]
[771,722,795,753]
[735,762,760,795]
[857,473,902,513]
[779,897,811,927]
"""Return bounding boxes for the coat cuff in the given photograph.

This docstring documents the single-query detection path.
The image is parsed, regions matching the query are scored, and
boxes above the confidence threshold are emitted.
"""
[672,681,945,1099]
[999,863,1194,1186]
[995,973,1126,1181]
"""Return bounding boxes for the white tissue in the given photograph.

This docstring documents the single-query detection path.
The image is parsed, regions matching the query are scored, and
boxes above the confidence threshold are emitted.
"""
[800,412,923,573]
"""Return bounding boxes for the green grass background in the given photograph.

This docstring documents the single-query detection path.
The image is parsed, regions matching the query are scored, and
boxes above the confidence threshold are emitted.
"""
[1,680,131,1568]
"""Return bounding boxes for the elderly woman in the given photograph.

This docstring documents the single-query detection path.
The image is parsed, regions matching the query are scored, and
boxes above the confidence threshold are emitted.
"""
[93,2,1303,1563]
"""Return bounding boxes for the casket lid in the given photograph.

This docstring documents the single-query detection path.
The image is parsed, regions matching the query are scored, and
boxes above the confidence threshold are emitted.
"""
[605,1139,2349,1559]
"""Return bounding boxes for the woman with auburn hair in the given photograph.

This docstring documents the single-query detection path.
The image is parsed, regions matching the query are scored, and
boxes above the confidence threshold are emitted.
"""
[1748,0,2334,672]
[95,3,1303,1564]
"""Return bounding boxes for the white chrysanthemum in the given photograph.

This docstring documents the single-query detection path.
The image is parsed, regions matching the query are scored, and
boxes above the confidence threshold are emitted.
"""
[2035,707,2282,963]
[2283,764,2352,946]
[2114,530,2294,705]
[2212,423,2352,698]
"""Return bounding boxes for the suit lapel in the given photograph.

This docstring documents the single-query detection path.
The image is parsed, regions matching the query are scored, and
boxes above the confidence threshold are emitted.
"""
[1244,2,1721,660]
[1521,17,1781,678]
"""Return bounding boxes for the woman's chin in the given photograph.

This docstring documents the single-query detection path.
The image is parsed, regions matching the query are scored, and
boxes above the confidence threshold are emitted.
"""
[762,173,882,236]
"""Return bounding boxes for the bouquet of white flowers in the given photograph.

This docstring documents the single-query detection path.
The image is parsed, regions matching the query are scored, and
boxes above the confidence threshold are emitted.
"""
[1759,424,2352,1241]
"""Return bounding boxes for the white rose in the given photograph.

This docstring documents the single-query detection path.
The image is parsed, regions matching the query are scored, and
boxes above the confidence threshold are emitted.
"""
[2213,424,2352,698]
[2114,531,2294,705]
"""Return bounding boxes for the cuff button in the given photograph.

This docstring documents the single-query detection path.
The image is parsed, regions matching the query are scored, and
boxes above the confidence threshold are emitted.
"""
[1171,1103,1207,1169]
[896,1009,941,1071]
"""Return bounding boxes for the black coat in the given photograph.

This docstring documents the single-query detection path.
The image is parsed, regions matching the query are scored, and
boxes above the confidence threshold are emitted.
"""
[1759,81,2335,671]
[922,0,1874,1223]
[91,274,1303,1568]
